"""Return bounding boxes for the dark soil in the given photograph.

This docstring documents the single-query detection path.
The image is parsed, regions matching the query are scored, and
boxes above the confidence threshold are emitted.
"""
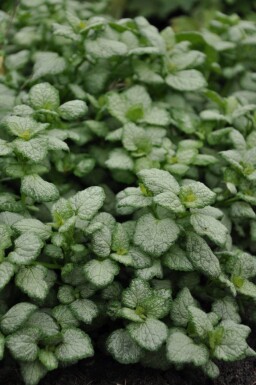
[0,353,256,385]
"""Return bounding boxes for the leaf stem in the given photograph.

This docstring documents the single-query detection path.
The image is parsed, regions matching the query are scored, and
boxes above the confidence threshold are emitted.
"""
[32,261,62,270]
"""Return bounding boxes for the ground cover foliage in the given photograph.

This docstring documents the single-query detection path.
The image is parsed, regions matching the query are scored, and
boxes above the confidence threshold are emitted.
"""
[1,1,256,384]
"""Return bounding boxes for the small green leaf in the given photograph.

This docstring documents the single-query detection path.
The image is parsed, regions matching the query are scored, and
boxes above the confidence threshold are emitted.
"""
[86,37,128,59]
[52,305,79,329]
[29,82,60,111]
[0,262,15,291]
[153,191,185,213]
[91,226,112,258]
[212,297,241,323]
[12,219,51,240]
[170,288,196,327]
[84,259,119,288]
[14,137,48,162]
[21,361,47,385]
[57,285,75,305]
[116,187,152,215]
[128,318,168,351]
[143,294,171,319]
[32,52,66,81]
[58,100,88,121]
[138,168,180,195]
[190,213,228,246]
[166,70,207,91]
[180,182,216,209]
[3,116,47,139]
[122,278,151,308]
[188,306,213,338]
[134,213,180,257]
[236,279,256,298]
[21,175,59,202]
[55,328,93,363]
[1,302,37,334]
[112,223,129,255]
[167,330,209,366]
[186,232,221,278]
[70,299,98,324]
[163,245,193,272]
[107,329,142,364]
[118,308,145,322]
[6,327,40,362]
[213,321,251,361]
[136,260,163,280]
[202,360,220,379]
[70,186,105,220]
[231,202,256,219]
[8,233,44,265]
[26,311,59,338]
[122,123,150,153]
[15,265,49,300]
[38,350,58,371]
[106,149,134,171]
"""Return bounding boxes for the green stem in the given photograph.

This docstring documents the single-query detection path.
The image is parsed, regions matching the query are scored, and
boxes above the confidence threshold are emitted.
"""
[217,196,239,207]
[32,262,62,270]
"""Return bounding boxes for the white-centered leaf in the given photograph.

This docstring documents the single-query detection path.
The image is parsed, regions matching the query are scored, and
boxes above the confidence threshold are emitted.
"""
[167,330,209,366]
[1,302,37,334]
[15,265,49,300]
[70,186,105,220]
[21,175,59,202]
[84,259,119,288]
[134,213,180,257]
[128,318,168,351]
[8,233,44,265]
[166,70,207,91]
[107,329,142,364]
[55,328,94,363]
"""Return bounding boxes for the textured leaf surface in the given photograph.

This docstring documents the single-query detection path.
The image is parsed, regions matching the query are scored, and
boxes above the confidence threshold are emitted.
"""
[12,219,51,240]
[190,213,228,246]
[180,182,216,209]
[138,168,180,195]
[58,100,88,120]
[29,82,60,110]
[84,259,119,288]
[188,306,213,338]
[70,299,98,324]
[107,329,142,364]
[0,261,15,291]
[166,70,207,91]
[213,321,251,361]
[170,288,196,327]
[186,232,221,278]
[134,213,180,257]
[21,175,59,202]
[8,233,44,265]
[167,330,209,366]
[1,303,37,334]
[6,328,39,362]
[15,265,49,300]
[70,187,105,220]
[128,318,168,351]
[32,52,66,81]
[21,361,47,385]
[55,328,94,363]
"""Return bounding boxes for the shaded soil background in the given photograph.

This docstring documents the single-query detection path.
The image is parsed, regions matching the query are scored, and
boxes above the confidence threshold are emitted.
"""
[0,353,256,385]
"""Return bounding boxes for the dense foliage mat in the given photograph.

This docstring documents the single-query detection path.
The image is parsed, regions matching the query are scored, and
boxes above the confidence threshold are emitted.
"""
[1,1,256,384]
